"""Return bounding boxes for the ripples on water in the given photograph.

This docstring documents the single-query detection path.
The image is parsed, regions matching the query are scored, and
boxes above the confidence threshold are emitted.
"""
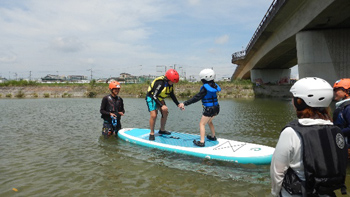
[1,97,347,196]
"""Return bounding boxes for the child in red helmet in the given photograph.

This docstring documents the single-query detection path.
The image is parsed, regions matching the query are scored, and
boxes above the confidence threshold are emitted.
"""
[100,80,125,138]
[145,69,183,141]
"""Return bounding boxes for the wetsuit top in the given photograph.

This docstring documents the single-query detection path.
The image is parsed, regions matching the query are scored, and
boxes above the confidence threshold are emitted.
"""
[100,94,125,121]
[333,99,350,137]
[280,120,347,196]
[146,76,179,107]
[183,81,220,107]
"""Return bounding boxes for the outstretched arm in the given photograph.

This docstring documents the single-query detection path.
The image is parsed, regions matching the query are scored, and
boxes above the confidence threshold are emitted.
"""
[183,88,206,106]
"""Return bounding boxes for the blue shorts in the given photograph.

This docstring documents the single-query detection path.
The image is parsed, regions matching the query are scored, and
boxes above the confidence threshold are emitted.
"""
[146,96,158,112]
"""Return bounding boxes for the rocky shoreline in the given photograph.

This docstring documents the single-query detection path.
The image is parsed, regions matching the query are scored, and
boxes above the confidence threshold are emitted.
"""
[0,84,292,99]
[0,86,87,98]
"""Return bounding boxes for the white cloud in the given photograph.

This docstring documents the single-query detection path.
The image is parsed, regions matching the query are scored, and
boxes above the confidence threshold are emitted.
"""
[50,37,85,53]
[0,55,17,63]
[188,0,200,6]
[0,0,273,79]
[215,35,229,44]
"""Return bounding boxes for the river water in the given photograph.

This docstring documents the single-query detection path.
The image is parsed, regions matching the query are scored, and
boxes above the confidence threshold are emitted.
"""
[0,98,349,196]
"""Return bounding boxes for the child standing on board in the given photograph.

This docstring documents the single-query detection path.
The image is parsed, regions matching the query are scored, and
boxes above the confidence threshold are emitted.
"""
[145,69,183,141]
[100,80,125,138]
[179,68,221,147]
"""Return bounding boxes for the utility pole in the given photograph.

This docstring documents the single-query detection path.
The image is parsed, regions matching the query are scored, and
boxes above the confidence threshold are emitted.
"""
[29,71,32,81]
[156,65,167,75]
[87,68,93,80]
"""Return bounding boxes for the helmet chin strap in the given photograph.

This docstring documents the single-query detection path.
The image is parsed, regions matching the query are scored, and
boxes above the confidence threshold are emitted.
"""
[110,89,117,97]
[342,89,350,100]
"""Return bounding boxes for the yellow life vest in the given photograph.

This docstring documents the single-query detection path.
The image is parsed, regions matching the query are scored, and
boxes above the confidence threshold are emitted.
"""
[147,76,173,101]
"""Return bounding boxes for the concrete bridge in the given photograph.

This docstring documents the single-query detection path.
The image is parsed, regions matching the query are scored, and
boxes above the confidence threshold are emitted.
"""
[231,0,350,85]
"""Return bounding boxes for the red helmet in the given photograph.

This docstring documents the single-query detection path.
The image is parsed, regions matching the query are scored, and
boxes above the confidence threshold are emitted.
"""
[165,69,179,83]
[333,78,350,90]
[109,81,121,89]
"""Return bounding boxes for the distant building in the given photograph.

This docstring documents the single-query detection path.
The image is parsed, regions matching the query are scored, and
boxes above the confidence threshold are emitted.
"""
[124,76,138,84]
[0,77,8,83]
[119,73,137,83]
[106,77,125,84]
[67,75,88,83]
[96,78,108,83]
[41,75,66,82]
[222,77,231,82]
[138,75,156,83]
[120,73,132,78]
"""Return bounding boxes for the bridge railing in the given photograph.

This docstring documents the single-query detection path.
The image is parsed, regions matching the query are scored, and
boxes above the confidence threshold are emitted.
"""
[232,50,246,60]
[232,0,287,62]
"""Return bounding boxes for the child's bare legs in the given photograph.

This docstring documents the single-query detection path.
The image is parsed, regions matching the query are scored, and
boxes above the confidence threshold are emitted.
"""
[199,115,213,143]
[149,110,157,135]
[159,106,168,131]
[207,117,216,137]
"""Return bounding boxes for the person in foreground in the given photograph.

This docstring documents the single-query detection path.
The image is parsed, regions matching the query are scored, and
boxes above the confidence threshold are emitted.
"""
[146,69,183,141]
[179,69,221,147]
[100,81,125,138]
[333,78,350,148]
[270,77,347,196]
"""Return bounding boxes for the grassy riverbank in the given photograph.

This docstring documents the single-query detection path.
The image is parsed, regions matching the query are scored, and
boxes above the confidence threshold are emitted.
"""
[0,79,255,99]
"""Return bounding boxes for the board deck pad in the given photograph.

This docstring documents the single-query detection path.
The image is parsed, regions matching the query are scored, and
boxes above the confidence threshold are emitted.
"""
[118,128,275,165]
[132,128,220,147]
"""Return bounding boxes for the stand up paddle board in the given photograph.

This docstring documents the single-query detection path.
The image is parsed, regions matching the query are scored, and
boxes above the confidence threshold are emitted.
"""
[118,128,275,165]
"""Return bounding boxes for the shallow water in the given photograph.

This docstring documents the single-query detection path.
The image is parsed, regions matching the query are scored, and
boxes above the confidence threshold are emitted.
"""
[0,98,349,196]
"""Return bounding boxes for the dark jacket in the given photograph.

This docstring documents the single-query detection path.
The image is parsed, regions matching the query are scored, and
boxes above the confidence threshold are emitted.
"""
[100,94,125,123]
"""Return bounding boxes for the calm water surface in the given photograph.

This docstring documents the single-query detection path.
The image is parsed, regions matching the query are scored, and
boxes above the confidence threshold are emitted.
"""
[1,98,349,196]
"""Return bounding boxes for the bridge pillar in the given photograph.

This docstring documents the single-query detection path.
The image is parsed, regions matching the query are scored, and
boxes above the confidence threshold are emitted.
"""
[251,69,291,85]
[296,29,350,84]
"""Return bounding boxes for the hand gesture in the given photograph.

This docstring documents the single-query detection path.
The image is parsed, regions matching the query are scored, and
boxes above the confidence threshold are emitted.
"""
[178,103,185,111]
[110,113,117,118]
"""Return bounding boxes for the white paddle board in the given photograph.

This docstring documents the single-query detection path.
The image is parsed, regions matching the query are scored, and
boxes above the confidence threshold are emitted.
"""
[118,128,274,165]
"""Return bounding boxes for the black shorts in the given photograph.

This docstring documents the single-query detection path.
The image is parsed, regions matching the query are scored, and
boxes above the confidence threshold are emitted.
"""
[202,105,220,117]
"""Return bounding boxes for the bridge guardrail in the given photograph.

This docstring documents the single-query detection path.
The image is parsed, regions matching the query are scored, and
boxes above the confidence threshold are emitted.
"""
[232,0,287,62]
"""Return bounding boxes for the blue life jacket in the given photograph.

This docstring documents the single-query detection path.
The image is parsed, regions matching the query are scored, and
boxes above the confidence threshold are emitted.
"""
[201,83,221,107]
[333,100,350,129]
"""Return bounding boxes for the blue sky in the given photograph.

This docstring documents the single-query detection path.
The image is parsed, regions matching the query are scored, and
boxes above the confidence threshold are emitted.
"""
[0,0,296,80]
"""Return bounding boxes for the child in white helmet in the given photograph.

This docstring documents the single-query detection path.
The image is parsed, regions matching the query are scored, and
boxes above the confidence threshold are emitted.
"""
[179,68,221,147]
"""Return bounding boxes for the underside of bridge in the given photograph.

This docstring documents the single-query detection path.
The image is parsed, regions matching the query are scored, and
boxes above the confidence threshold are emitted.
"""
[232,0,350,84]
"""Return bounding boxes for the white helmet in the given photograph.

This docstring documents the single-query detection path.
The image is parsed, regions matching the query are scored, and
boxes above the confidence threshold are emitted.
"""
[290,77,333,108]
[199,69,215,81]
